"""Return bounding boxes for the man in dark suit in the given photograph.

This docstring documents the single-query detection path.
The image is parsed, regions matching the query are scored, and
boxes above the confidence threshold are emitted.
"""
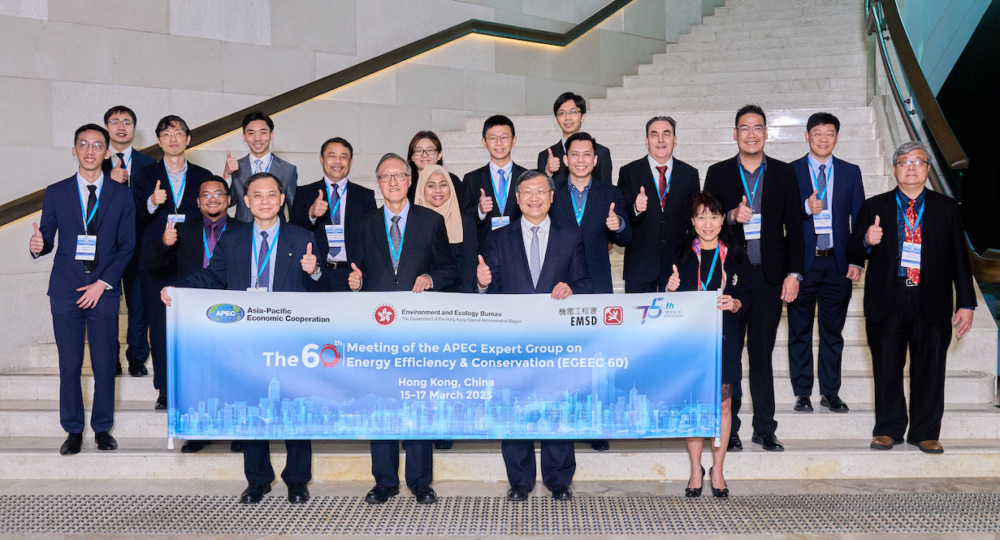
[477,170,592,502]
[29,124,136,455]
[223,111,299,221]
[290,137,377,291]
[537,92,613,185]
[618,116,700,293]
[163,172,325,503]
[704,105,804,452]
[847,141,975,454]
[787,113,866,414]
[102,105,156,377]
[131,115,213,410]
[346,153,457,505]
[463,115,528,247]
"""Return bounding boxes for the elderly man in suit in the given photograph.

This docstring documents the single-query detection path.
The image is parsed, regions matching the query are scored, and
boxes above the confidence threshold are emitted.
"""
[224,111,298,221]
[537,92,613,185]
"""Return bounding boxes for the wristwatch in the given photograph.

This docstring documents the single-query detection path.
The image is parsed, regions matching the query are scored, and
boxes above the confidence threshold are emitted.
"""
[788,272,803,282]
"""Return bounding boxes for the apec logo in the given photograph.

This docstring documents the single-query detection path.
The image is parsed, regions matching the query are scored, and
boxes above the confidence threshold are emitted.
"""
[206,303,245,323]
[633,297,678,324]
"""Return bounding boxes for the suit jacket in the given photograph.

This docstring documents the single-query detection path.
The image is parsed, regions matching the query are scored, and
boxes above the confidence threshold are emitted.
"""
[447,213,479,293]
[618,156,700,283]
[536,141,613,185]
[144,217,247,283]
[289,178,377,264]
[793,155,865,274]
[846,188,976,324]
[101,149,156,184]
[481,217,592,294]
[549,178,631,293]
[36,175,136,298]
[676,243,752,324]
[230,154,298,221]
[175,221,323,292]
[132,160,213,271]
[462,162,528,247]
[704,154,804,285]
[348,204,457,292]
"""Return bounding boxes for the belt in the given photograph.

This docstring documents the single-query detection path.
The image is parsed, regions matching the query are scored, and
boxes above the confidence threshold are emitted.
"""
[815,248,834,257]
[325,261,349,269]
[896,277,919,288]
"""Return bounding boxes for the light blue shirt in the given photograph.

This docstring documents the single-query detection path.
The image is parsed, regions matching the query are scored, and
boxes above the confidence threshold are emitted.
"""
[251,221,280,290]
[383,200,411,250]
[806,154,835,247]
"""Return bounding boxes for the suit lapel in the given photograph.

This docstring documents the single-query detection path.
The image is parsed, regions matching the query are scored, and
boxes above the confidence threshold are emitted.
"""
[373,210,394,273]
[273,223,295,290]
[507,220,534,289]
[884,192,899,258]
[66,179,86,234]
[93,181,113,232]
[234,227,253,290]
[396,208,420,276]
[537,221,561,291]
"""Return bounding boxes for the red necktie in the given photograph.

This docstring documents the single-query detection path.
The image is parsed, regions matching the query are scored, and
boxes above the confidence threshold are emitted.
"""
[656,166,668,210]
[905,200,921,284]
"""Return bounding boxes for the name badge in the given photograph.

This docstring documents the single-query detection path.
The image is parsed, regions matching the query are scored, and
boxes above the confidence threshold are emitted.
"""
[901,241,921,269]
[814,210,833,235]
[167,214,186,227]
[246,287,268,292]
[491,216,510,230]
[325,225,345,249]
[75,235,96,261]
[744,213,762,240]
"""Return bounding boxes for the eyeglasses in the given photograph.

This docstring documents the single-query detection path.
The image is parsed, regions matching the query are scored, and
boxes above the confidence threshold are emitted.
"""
[377,173,410,184]
[895,160,928,168]
[556,109,582,118]
[76,141,106,151]
[413,147,438,156]
[518,188,550,197]
[107,119,134,127]
[736,125,765,136]
[250,192,281,201]
[200,192,227,200]
[485,135,512,144]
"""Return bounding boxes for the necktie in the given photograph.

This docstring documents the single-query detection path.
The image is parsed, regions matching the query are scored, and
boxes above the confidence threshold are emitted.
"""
[496,169,507,214]
[390,215,402,273]
[84,185,97,272]
[529,225,541,287]
[905,200,921,284]
[329,183,342,260]
[257,231,270,290]
[254,159,263,174]
[656,165,668,210]
[116,152,126,170]
[204,222,218,269]
[817,164,831,250]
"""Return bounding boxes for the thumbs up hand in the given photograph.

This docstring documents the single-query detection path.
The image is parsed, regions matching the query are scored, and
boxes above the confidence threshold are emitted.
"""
[151,180,167,206]
[348,262,363,291]
[476,254,492,288]
[605,202,621,231]
[634,186,648,214]
[807,189,822,215]
[866,215,883,246]
[478,188,494,215]
[222,150,239,180]
[29,222,44,254]
[162,220,178,246]
[300,242,319,275]
[309,189,329,219]
[666,264,680,292]
[109,166,128,184]
[545,148,560,176]
[733,196,753,223]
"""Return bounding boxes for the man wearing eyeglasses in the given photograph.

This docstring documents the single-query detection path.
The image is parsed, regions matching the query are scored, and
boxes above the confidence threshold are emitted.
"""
[847,141,975,454]
[223,111,299,222]
[464,115,528,247]
[346,153,457,505]
[29,124,136,455]
[537,92,613,185]
[704,104,804,453]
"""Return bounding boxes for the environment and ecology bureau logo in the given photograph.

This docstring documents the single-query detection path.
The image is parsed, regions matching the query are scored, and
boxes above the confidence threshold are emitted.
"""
[206,303,246,323]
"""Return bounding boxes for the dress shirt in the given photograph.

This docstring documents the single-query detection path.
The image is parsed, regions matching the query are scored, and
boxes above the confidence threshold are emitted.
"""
[250,221,280,291]
[147,160,188,214]
[202,214,228,268]
[112,146,134,173]
[478,161,514,220]
[894,188,924,278]
[249,153,273,174]
[521,215,551,269]
[805,154,835,247]
[75,172,112,290]
[734,156,766,265]
[569,177,625,232]
[310,176,349,262]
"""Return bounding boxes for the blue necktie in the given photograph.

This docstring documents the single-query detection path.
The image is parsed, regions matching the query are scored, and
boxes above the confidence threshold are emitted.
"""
[817,164,831,250]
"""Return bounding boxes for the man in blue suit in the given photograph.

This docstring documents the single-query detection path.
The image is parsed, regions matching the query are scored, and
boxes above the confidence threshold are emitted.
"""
[787,113,865,414]
[477,170,592,502]
[463,115,529,247]
[30,124,136,455]
[162,172,325,504]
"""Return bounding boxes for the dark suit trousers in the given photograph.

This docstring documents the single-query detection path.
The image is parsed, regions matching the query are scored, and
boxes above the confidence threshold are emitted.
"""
[141,271,170,392]
[866,282,951,442]
[243,440,312,485]
[51,295,118,434]
[323,265,351,292]
[370,440,433,490]
[625,278,667,294]
[501,440,576,490]
[786,256,852,396]
[731,264,780,435]
[118,256,149,366]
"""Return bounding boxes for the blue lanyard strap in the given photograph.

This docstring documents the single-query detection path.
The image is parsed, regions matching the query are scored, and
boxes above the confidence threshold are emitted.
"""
[202,223,227,262]
[384,215,405,265]
[697,246,720,292]
[252,228,280,286]
[653,166,672,203]
[325,183,343,223]
[78,185,100,230]
[809,163,831,201]
[896,193,924,237]
[491,169,508,216]
[569,183,588,225]
[169,171,187,209]
[737,163,761,207]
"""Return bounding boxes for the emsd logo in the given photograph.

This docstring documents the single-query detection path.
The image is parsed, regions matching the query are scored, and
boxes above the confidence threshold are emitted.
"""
[206,303,245,323]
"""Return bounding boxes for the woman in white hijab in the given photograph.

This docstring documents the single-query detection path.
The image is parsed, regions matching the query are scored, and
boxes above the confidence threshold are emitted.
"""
[414,164,478,292]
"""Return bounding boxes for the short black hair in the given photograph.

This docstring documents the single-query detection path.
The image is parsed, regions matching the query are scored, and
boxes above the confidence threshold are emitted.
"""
[735,104,766,127]
[806,112,840,133]
[482,115,515,139]
[565,131,596,153]
[645,116,676,135]
[75,124,110,146]
[155,115,191,137]
[553,92,586,116]
[244,172,285,195]
[199,175,231,197]
[242,111,274,131]
[104,105,136,125]
[320,137,353,159]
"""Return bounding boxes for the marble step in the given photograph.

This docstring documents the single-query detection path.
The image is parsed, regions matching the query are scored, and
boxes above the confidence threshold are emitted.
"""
[643,53,867,77]
[694,13,863,34]
[663,35,865,54]
[652,42,866,65]
[609,78,867,101]
[589,92,868,113]
[679,23,864,44]
[713,1,860,19]
[625,64,868,88]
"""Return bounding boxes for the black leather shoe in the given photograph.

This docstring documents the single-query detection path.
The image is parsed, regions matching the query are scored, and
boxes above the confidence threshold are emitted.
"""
[240,483,271,503]
[820,394,849,413]
[709,467,729,498]
[506,486,530,501]
[230,441,244,453]
[155,394,168,410]
[95,431,117,451]
[751,431,784,452]
[551,485,573,501]
[60,433,83,455]
[287,482,310,503]
[412,484,437,504]
[727,433,743,452]
[434,440,453,450]
[181,440,207,453]
[364,484,399,504]
[793,395,813,412]
[128,363,148,377]
[590,440,610,451]
[685,466,705,498]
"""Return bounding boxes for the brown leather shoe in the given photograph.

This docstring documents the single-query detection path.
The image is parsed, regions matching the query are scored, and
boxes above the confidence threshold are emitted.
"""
[870,435,899,450]
[909,439,944,454]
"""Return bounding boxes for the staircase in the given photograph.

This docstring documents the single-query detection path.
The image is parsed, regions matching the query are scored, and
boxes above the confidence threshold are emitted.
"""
[2,0,997,483]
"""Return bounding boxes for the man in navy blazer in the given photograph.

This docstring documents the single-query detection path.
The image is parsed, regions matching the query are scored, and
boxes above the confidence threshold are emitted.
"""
[102,105,156,377]
[30,124,136,455]
[464,115,528,248]
[163,172,325,504]
[477,170,592,502]
[223,111,299,221]
[290,137,377,291]
[537,92,613,185]
[787,113,866,415]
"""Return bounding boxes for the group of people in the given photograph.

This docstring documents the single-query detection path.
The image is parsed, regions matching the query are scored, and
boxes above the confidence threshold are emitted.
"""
[29,92,976,505]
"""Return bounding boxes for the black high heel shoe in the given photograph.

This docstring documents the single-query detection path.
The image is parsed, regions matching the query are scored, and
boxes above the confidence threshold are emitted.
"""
[684,466,706,498]
[709,467,729,498]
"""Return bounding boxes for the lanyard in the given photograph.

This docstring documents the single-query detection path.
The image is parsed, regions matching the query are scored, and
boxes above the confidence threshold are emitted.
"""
[694,238,727,292]
[569,183,588,225]
[896,193,924,237]
[809,160,832,201]
[384,214,405,267]
[325,183,343,223]
[737,162,762,207]
[169,170,187,209]
[252,227,279,287]
[491,169,508,216]
[77,184,100,230]
[118,152,131,170]
[202,223,227,263]
[254,154,273,173]
[653,166,672,203]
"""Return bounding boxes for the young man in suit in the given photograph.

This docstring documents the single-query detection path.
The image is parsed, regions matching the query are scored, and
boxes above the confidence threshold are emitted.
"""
[704,105,804,453]
[787,113,866,414]
[132,115,213,410]
[477,170,592,502]
[618,116,701,294]
[29,124,136,455]
[223,111,299,221]
[102,105,156,377]
[464,115,528,247]
[847,141,975,454]
[162,172,325,503]
[347,154,457,505]
[290,137,377,291]
[537,92,613,185]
